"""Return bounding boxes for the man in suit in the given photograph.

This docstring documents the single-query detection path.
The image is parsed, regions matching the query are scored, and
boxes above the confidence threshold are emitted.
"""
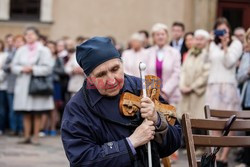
[170,22,186,61]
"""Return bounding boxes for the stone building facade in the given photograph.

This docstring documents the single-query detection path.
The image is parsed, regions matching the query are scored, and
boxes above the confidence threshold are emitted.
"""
[0,0,249,44]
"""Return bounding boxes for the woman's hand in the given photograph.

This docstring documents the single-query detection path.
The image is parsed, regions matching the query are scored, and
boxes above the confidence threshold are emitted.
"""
[140,97,158,124]
[22,66,33,73]
[128,120,155,148]
[181,86,192,94]
[220,34,230,50]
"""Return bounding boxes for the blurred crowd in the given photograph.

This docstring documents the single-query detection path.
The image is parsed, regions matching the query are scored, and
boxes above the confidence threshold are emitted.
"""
[0,17,249,166]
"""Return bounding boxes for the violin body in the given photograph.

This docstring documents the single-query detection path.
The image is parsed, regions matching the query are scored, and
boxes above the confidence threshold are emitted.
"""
[119,75,175,167]
[119,75,177,126]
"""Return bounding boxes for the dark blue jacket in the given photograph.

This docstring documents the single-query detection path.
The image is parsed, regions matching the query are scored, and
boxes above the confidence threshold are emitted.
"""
[61,75,182,167]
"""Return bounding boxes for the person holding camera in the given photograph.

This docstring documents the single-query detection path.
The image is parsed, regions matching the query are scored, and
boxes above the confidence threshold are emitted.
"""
[205,18,243,167]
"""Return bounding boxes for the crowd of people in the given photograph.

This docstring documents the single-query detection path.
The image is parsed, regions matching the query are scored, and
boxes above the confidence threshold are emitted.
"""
[0,28,86,142]
[0,17,249,166]
[122,18,250,166]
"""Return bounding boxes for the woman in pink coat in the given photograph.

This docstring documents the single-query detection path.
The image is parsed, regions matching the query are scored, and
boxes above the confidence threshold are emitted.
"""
[145,23,181,106]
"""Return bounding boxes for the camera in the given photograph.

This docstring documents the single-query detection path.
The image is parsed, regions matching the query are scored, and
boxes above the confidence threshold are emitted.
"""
[214,29,226,37]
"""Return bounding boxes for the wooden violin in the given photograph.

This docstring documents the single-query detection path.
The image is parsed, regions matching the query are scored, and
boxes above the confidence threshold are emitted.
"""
[119,75,177,126]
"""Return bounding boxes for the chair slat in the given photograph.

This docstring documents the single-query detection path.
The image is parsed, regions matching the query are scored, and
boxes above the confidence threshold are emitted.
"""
[204,105,250,119]
[193,135,250,147]
[210,110,250,118]
[191,119,250,130]
[210,109,250,119]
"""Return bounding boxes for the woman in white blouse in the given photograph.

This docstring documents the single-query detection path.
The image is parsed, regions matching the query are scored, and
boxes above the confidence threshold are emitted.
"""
[206,18,243,167]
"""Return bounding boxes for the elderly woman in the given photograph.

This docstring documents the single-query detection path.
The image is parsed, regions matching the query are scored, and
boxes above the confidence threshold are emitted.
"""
[122,33,147,77]
[11,27,54,144]
[145,23,181,106]
[205,18,243,167]
[179,29,210,119]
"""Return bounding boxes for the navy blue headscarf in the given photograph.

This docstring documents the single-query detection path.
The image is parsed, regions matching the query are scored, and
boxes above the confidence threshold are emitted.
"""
[76,37,120,76]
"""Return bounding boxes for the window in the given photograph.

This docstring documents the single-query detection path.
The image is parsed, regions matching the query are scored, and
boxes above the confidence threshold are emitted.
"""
[10,0,41,21]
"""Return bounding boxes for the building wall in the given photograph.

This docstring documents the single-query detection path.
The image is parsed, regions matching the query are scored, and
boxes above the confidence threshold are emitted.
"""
[193,0,218,31]
[0,0,217,44]
[49,0,187,43]
[0,21,51,38]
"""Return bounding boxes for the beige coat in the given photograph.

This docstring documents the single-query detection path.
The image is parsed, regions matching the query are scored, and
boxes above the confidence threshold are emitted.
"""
[179,49,210,119]
[11,43,55,111]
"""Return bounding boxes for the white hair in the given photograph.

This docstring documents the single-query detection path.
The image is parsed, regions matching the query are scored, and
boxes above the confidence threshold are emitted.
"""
[194,29,210,40]
[152,23,168,34]
[130,32,144,42]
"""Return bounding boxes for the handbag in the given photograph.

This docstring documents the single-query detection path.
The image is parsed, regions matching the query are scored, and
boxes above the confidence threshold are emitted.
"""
[29,75,53,96]
[28,53,54,96]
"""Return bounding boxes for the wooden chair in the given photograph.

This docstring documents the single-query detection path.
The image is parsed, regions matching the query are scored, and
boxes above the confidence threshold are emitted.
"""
[204,105,250,119]
[182,113,250,167]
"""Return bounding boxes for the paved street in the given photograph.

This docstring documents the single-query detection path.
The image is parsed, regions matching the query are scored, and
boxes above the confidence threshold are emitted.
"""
[0,136,68,167]
[0,135,189,167]
[0,135,240,167]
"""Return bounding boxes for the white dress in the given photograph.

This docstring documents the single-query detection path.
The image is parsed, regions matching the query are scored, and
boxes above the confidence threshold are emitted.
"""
[205,40,242,111]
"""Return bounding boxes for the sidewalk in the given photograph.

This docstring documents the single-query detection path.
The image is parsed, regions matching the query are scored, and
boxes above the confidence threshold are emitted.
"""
[0,135,240,167]
[0,135,189,167]
[0,135,68,167]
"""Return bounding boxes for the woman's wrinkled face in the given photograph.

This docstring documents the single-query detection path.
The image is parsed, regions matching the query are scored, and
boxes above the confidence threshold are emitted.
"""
[89,58,124,97]
[194,36,208,49]
[130,39,143,51]
[25,30,38,44]
[153,29,168,48]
